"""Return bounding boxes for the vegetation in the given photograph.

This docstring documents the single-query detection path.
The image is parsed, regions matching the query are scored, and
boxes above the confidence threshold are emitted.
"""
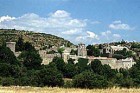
[113,48,133,60]
[1,41,140,89]
[0,29,74,48]
[1,34,140,89]
[86,45,100,57]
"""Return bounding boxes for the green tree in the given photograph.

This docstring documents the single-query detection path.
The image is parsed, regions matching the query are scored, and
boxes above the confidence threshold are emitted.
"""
[0,46,20,66]
[70,49,77,55]
[19,50,42,70]
[63,63,77,78]
[129,60,140,87]
[91,59,103,75]
[38,63,64,87]
[52,57,65,73]
[24,42,36,51]
[16,37,24,51]
[102,64,116,80]
[86,45,100,57]
[68,58,75,64]
[73,70,109,88]
[76,58,90,73]
[58,48,64,58]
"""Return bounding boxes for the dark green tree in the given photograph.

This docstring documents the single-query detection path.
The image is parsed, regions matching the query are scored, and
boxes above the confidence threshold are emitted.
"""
[73,70,109,88]
[129,60,140,87]
[86,45,100,57]
[0,46,20,66]
[68,58,75,64]
[102,64,116,80]
[91,59,103,75]
[38,63,64,87]
[76,58,90,73]
[0,45,21,78]
[19,50,42,70]
[63,63,77,78]
[52,57,65,73]
[16,37,24,51]
[24,42,36,51]
[70,49,77,55]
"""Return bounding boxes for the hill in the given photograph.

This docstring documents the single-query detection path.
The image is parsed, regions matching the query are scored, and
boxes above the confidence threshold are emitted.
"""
[0,29,74,49]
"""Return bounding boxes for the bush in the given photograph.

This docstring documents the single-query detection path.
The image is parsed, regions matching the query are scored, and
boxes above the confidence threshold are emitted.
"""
[19,50,42,70]
[73,70,109,89]
[38,63,64,87]
[1,77,15,86]
[64,80,73,88]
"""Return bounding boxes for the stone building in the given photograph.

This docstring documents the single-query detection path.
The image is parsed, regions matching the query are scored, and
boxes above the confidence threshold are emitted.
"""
[6,42,16,53]
[78,43,87,57]
[62,49,70,63]
[100,45,129,55]
[39,50,61,65]
[88,57,135,70]
[5,42,135,69]
[6,42,21,57]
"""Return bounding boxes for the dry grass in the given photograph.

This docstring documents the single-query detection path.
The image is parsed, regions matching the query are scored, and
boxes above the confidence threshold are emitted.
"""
[0,86,140,93]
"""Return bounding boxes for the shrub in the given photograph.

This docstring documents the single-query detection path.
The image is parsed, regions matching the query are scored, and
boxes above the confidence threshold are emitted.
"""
[73,70,109,89]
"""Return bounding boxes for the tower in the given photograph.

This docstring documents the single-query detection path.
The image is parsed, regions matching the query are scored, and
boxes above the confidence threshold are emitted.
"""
[6,42,16,53]
[78,43,87,57]
[63,49,70,63]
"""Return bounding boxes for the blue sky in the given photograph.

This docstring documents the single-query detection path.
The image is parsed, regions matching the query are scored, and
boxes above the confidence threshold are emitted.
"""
[0,0,140,44]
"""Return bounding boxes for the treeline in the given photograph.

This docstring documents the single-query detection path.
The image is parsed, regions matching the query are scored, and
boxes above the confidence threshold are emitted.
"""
[1,39,140,88]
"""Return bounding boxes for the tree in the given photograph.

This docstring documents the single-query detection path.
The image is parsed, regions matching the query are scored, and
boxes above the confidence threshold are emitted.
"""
[57,48,64,58]
[91,59,103,75]
[73,70,109,88]
[63,63,77,78]
[102,64,116,80]
[52,57,65,73]
[38,63,64,87]
[68,58,75,64]
[16,37,24,51]
[86,45,100,57]
[70,49,77,55]
[114,48,133,59]
[0,45,20,66]
[24,42,36,51]
[86,45,93,56]
[129,60,140,87]
[76,58,90,73]
[115,73,124,86]
[99,44,103,49]
[0,45,21,78]
[19,50,42,70]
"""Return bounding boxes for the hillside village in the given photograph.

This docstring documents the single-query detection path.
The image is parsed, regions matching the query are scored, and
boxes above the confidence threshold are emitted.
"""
[2,29,140,88]
[6,36,140,70]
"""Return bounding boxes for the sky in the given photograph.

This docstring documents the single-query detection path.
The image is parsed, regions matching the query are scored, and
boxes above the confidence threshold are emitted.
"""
[0,0,140,45]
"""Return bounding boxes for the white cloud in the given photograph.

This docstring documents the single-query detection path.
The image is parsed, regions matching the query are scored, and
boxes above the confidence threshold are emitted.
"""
[100,30,121,42]
[87,31,98,39]
[0,15,15,22]
[50,10,70,18]
[109,20,134,30]
[0,10,98,44]
[101,30,111,36]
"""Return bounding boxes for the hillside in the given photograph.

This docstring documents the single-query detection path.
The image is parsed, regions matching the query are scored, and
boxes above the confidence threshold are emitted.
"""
[0,29,74,49]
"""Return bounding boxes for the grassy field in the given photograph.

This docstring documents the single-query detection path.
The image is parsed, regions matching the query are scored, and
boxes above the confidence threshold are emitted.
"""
[0,86,140,93]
